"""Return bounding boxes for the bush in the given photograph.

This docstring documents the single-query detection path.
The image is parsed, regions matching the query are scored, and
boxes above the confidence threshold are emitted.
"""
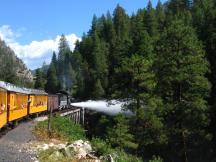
[91,138,142,162]
[149,155,163,162]
[91,137,114,155]
[114,150,142,162]
[34,116,85,142]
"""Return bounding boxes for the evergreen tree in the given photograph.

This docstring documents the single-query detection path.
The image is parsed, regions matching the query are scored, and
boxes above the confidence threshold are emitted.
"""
[156,0,166,31]
[71,49,85,98]
[144,1,158,38]
[108,5,132,95]
[57,34,72,91]
[112,54,165,157]
[91,32,108,95]
[92,79,105,99]
[107,114,137,150]
[58,34,70,62]
[51,51,57,69]
[192,0,216,158]
[155,19,210,162]
[167,0,193,14]
[45,63,58,93]
[34,69,44,89]
[3,60,19,84]
[113,4,130,41]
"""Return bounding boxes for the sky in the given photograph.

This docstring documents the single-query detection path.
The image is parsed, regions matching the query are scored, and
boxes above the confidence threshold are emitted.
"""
[0,0,166,70]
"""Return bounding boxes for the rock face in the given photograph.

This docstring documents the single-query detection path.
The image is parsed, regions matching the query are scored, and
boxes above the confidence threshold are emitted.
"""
[0,38,33,82]
[67,140,92,159]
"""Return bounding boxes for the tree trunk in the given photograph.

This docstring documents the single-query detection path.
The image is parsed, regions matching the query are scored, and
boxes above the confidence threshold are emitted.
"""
[182,130,188,162]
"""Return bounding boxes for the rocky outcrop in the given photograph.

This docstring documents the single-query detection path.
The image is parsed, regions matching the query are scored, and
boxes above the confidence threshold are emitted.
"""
[36,139,114,162]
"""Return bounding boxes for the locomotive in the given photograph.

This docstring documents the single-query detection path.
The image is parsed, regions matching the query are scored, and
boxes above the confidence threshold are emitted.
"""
[0,81,70,129]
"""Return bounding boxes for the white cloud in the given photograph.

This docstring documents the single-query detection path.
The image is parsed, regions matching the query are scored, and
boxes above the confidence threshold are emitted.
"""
[0,25,81,70]
[0,25,20,43]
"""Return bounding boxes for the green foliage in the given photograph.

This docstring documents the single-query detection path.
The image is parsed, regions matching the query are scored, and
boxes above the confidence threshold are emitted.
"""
[34,68,45,89]
[92,79,105,99]
[91,138,142,162]
[144,1,158,37]
[149,156,163,162]
[45,62,58,93]
[114,150,142,162]
[34,116,85,142]
[155,19,211,161]
[106,114,137,150]
[91,138,114,155]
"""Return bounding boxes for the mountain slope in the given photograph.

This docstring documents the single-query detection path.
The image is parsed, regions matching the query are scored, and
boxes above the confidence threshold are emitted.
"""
[0,38,33,86]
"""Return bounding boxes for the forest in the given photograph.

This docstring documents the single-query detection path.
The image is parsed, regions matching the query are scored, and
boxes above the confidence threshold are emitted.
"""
[30,0,216,161]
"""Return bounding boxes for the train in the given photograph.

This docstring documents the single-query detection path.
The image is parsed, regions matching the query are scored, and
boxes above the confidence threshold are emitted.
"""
[0,81,71,129]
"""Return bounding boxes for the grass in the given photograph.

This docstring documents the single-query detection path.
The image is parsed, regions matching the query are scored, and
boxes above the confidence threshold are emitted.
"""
[33,115,85,142]
[38,147,74,162]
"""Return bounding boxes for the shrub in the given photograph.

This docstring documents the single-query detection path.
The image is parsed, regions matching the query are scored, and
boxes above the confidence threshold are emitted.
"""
[91,138,142,162]
[149,155,163,162]
[34,116,85,142]
[91,137,114,155]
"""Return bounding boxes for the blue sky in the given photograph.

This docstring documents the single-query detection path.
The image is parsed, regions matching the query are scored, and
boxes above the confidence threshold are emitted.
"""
[0,0,166,69]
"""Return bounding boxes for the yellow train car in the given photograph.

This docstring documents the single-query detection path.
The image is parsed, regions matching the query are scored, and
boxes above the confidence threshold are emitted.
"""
[7,92,29,122]
[0,81,48,126]
[0,81,30,122]
[29,90,48,114]
[0,87,7,129]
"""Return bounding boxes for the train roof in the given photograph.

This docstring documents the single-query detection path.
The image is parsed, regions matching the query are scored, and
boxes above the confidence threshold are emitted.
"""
[0,81,47,95]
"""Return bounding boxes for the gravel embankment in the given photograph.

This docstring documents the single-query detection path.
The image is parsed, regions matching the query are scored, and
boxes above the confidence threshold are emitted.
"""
[0,120,39,162]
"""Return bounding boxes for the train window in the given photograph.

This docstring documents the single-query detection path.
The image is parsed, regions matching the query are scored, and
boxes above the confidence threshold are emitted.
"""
[0,90,6,112]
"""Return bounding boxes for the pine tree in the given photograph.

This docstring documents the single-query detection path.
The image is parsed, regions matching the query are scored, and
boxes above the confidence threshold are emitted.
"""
[34,69,44,89]
[58,34,70,62]
[71,48,85,97]
[113,4,130,41]
[52,51,57,70]
[108,5,132,95]
[156,0,166,31]
[112,4,132,60]
[107,114,137,150]
[192,0,216,158]
[57,34,71,90]
[92,32,108,93]
[45,63,58,94]
[112,54,165,155]
[3,60,19,84]
[155,19,210,162]
[92,79,105,99]
[167,0,193,14]
[130,9,149,56]
[144,1,158,38]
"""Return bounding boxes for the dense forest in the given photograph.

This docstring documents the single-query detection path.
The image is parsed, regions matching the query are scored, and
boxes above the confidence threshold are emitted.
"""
[0,38,33,87]
[33,0,216,161]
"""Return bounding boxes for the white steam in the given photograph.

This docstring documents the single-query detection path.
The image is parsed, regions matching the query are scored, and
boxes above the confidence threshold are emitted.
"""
[71,100,132,116]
